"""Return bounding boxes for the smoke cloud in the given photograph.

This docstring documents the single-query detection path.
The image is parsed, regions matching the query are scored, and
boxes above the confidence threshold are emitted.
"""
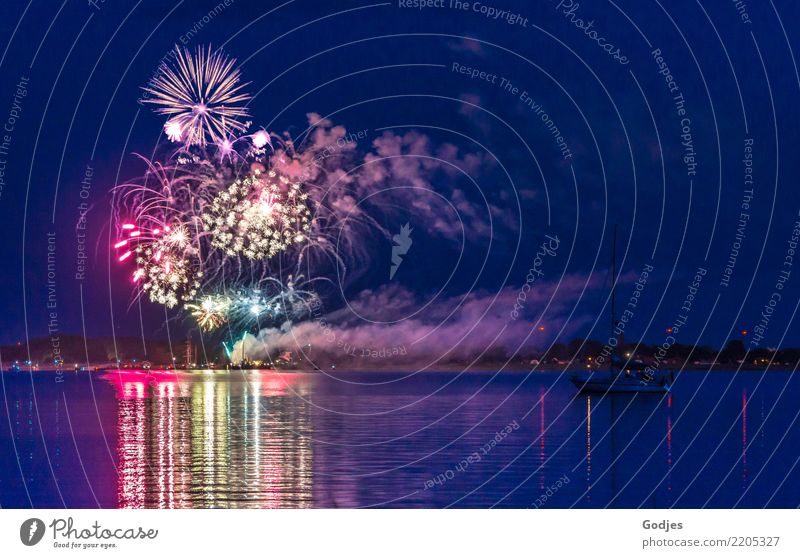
[233,272,611,366]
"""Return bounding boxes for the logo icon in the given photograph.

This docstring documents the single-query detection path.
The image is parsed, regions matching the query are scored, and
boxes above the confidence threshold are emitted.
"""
[20,518,45,546]
[389,223,413,280]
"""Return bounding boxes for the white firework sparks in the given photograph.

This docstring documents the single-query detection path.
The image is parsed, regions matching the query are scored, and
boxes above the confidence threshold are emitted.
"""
[251,129,271,149]
[116,49,381,343]
[186,294,231,331]
[116,222,202,308]
[185,279,318,332]
[143,45,251,146]
[201,170,311,260]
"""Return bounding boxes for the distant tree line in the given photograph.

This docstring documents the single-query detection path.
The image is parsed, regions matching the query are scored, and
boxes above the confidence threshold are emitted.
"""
[529,338,798,367]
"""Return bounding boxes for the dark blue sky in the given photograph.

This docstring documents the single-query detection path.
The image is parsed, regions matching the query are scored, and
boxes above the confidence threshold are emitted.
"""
[1,0,799,352]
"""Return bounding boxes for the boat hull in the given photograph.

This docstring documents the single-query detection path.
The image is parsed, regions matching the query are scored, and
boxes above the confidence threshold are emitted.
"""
[571,374,670,394]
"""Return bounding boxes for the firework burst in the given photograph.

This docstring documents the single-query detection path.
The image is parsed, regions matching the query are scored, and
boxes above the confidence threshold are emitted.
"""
[186,294,231,331]
[115,47,387,351]
[114,221,202,308]
[201,170,311,260]
[143,45,251,146]
[184,278,318,332]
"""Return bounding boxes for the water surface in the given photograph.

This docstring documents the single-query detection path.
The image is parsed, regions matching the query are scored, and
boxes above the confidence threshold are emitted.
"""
[1,369,798,508]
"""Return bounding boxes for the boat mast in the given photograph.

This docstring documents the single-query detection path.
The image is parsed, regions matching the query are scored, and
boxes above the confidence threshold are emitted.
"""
[610,225,617,376]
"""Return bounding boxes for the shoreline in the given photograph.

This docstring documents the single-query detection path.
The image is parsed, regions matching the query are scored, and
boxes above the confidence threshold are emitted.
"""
[5,365,797,374]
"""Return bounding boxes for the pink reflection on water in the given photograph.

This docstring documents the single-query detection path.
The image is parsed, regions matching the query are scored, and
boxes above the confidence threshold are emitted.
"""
[103,370,312,508]
[585,395,592,504]
[666,393,672,494]
[742,389,748,487]
[117,395,146,508]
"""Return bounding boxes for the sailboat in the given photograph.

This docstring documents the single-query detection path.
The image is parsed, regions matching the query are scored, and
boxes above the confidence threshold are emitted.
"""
[571,227,672,394]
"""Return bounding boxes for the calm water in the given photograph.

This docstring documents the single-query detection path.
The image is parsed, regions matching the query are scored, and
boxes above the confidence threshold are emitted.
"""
[0,369,798,508]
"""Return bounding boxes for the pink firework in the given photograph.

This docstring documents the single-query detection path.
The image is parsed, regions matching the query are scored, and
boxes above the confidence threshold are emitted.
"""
[251,129,271,149]
[113,221,200,308]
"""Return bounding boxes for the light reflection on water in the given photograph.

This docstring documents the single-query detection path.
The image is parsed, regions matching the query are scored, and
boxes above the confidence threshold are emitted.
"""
[111,372,313,508]
[1,369,799,508]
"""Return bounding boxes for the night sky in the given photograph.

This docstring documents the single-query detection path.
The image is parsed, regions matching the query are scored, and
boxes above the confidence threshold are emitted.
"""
[1,0,799,355]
